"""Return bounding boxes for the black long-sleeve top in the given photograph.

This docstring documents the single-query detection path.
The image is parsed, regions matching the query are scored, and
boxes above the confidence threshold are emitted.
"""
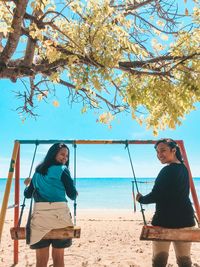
[138,163,195,228]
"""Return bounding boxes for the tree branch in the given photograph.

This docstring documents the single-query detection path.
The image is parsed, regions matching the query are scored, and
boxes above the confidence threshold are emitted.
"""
[23,38,37,66]
[111,0,155,10]
[119,54,199,69]
[0,0,28,64]
[23,8,44,67]
[59,79,126,111]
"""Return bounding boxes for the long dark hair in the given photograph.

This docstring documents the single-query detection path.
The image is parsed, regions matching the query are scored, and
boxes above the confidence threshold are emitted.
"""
[154,138,184,163]
[36,143,70,175]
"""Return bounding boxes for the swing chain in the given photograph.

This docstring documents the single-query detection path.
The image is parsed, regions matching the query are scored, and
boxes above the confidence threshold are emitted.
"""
[17,142,39,229]
[125,141,147,225]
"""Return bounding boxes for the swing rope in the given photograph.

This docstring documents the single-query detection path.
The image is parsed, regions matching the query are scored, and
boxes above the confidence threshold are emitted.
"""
[17,142,39,228]
[125,141,147,225]
[194,213,200,228]
[73,142,77,226]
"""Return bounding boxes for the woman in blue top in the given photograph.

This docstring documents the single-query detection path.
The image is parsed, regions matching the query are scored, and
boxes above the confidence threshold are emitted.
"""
[24,143,77,267]
[136,138,195,267]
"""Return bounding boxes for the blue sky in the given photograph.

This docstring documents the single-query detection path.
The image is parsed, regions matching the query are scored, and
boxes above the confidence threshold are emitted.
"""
[0,77,200,178]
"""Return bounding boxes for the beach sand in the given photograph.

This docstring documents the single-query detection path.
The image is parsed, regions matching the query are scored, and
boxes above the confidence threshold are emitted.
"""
[0,209,200,267]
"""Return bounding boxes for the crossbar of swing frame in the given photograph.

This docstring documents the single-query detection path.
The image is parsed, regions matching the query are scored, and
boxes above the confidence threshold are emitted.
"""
[15,139,161,144]
[0,139,199,265]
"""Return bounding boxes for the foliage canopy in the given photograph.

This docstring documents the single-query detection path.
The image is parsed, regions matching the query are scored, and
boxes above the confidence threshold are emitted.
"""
[0,0,199,134]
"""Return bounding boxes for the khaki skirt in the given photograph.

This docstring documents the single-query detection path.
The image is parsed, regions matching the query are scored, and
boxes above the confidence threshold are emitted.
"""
[30,202,73,245]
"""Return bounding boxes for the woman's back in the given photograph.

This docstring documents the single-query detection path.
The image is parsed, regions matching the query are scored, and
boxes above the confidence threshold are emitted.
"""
[32,165,67,202]
[152,162,195,228]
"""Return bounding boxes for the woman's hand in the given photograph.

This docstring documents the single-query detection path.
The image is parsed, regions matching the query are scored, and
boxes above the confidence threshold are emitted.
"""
[24,177,31,186]
[136,193,143,202]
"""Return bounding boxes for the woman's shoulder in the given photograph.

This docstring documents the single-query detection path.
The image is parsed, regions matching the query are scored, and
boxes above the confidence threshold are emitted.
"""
[161,163,187,174]
[48,164,68,176]
[169,163,187,169]
[159,163,181,174]
[160,164,171,173]
[49,164,68,172]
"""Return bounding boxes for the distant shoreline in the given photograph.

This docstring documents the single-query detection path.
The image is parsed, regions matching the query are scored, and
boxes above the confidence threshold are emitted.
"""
[1,177,199,210]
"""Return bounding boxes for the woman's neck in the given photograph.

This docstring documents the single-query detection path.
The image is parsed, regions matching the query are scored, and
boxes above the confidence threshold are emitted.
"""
[168,159,181,164]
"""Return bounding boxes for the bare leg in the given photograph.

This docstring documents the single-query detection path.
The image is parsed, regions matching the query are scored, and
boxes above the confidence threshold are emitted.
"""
[173,241,192,267]
[36,247,49,267]
[152,241,170,267]
[52,247,65,267]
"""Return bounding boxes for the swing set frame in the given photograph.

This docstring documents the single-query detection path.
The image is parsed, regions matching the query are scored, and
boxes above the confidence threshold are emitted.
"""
[0,139,199,265]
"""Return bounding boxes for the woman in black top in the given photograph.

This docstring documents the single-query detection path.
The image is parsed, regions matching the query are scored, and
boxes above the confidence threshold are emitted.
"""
[136,138,195,267]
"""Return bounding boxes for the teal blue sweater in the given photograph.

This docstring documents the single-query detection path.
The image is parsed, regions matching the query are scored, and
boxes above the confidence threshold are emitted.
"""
[24,165,77,202]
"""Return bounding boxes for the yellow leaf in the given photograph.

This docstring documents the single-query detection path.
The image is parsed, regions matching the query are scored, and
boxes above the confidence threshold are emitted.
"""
[81,106,87,113]
[53,100,59,107]
[153,130,158,136]
[160,34,169,41]
[44,40,54,46]
[92,76,101,91]
[99,112,114,124]
[156,20,164,27]
[37,94,43,101]
[30,1,35,9]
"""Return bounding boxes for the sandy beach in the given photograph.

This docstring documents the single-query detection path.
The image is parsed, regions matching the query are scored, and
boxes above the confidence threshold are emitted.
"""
[0,209,200,267]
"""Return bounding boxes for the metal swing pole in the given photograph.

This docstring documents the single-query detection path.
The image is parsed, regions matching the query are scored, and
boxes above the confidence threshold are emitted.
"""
[73,141,77,226]
[17,142,39,229]
[125,141,147,225]
[0,141,20,243]
[178,141,200,223]
[14,143,20,264]
[14,141,39,264]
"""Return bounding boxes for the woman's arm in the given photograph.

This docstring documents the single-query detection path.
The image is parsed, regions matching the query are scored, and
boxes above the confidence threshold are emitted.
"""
[24,179,34,198]
[136,192,155,204]
[61,168,77,200]
[137,166,171,204]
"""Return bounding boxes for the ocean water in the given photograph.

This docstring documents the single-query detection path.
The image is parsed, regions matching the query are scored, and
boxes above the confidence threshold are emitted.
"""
[0,178,200,211]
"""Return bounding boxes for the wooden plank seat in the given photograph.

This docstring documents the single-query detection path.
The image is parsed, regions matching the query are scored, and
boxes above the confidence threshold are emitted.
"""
[140,225,200,242]
[10,226,81,240]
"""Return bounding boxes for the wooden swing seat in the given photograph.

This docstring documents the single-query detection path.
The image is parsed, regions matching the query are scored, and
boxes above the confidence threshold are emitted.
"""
[10,226,81,240]
[140,225,200,242]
